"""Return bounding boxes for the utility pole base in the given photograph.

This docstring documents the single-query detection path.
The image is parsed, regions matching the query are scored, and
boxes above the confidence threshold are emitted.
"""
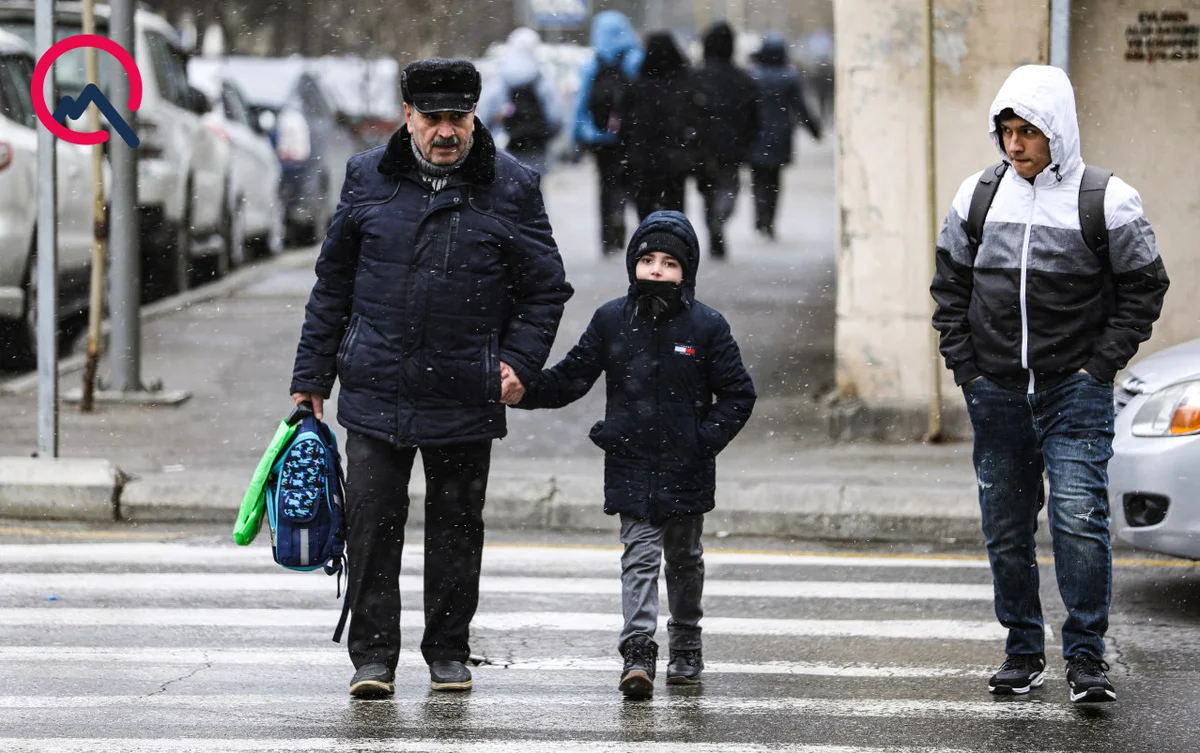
[63,388,192,407]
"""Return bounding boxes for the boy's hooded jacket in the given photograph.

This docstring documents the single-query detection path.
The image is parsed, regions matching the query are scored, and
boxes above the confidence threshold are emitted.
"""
[931,65,1169,392]
[519,211,756,522]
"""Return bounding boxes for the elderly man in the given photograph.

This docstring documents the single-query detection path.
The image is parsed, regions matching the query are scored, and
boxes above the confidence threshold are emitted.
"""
[931,65,1169,704]
[290,58,573,697]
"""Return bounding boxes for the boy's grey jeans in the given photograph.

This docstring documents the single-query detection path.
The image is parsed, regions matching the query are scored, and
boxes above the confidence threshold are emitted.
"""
[618,513,705,654]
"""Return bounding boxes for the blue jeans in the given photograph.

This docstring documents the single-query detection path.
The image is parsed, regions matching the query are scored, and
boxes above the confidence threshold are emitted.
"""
[963,372,1114,661]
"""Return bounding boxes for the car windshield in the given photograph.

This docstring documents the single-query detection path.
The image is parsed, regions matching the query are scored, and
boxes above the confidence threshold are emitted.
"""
[0,52,36,128]
[4,20,112,98]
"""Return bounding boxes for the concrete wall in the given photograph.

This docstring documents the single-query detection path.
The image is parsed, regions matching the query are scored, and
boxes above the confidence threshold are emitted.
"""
[832,0,1049,439]
[1071,0,1200,355]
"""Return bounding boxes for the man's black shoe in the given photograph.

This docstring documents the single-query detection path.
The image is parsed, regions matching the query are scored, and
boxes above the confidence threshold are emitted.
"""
[666,648,703,686]
[349,663,395,698]
[1066,654,1116,703]
[619,636,658,699]
[429,660,473,692]
[987,653,1046,695]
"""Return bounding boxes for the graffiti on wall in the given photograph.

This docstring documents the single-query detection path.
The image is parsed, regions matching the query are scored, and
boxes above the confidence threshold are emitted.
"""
[1126,10,1199,62]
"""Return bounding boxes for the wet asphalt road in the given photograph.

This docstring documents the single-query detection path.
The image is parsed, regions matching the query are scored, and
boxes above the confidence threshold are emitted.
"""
[0,522,1197,752]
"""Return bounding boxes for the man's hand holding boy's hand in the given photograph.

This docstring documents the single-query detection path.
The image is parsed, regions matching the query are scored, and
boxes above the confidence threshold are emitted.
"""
[500,361,525,405]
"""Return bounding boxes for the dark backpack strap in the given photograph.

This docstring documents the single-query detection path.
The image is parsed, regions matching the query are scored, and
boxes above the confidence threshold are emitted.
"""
[1079,165,1112,261]
[332,590,351,643]
[965,162,1008,252]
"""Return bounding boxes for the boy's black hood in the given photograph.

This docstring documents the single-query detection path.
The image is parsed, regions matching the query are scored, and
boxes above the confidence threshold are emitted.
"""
[625,211,700,305]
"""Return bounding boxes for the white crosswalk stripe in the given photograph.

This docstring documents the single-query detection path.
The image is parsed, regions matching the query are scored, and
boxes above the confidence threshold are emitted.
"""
[0,742,1034,753]
[0,572,995,600]
[0,539,1069,752]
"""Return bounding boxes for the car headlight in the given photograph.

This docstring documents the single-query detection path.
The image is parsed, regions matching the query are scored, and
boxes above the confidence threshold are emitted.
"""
[1131,379,1200,437]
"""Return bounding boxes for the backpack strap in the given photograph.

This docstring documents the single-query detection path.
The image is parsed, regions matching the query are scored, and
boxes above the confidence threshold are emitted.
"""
[965,162,1008,253]
[1079,164,1112,261]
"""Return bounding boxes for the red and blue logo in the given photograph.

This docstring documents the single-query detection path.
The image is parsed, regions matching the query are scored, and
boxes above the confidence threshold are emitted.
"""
[31,34,141,147]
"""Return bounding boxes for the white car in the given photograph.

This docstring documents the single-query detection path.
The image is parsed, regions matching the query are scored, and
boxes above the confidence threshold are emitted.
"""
[1110,338,1200,559]
[0,1,229,296]
[189,72,283,266]
[0,29,100,367]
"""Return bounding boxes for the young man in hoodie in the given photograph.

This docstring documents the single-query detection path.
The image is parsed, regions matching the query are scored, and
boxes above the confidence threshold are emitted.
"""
[931,65,1169,704]
[509,211,756,699]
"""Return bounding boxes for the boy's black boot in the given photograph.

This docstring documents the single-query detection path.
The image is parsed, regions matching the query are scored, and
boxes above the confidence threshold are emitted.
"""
[619,636,658,699]
[666,648,704,685]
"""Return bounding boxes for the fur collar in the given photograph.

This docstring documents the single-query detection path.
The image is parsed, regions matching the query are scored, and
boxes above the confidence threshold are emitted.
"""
[377,118,497,185]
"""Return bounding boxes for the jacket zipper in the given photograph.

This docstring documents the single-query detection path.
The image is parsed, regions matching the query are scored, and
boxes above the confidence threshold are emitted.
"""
[1019,185,1036,394]
[443,211,460,277]
[649,315,661,511]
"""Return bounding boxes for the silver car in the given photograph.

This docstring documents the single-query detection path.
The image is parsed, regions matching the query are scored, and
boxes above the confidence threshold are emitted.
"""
[1110,338,1200,559]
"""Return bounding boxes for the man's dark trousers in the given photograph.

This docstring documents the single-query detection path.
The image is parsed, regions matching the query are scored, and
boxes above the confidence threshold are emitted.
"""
[697,159,741,256]
[594,144,628,252]
[963,372,1115,661]
[343,431,491,671]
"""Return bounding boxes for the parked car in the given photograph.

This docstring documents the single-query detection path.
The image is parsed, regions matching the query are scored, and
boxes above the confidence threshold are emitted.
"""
[1110,338,1200,559]
[189,56,357,247]
[0,1,228,297]
[188,72,283,264]
[308,56,399,149]
[0,28,100,367]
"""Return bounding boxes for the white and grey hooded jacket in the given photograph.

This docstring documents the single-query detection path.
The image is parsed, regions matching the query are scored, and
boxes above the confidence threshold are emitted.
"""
[931,65,1169,393]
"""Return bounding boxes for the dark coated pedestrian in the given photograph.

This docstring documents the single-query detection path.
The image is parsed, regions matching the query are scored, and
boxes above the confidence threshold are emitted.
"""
[290,57,573,699]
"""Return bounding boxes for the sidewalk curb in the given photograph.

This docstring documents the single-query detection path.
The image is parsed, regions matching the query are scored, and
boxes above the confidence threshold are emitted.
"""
[113,468,985,543]
[0,457,124,521]
[0,249,317,397]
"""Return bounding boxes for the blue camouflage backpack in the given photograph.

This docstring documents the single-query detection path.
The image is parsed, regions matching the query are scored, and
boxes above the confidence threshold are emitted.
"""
[265,402,346,578]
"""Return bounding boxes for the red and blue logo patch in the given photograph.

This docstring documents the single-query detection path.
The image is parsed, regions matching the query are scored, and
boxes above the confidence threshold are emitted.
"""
[674,344,697,357]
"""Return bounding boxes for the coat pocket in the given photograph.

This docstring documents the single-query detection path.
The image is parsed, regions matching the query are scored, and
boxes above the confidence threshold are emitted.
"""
[336,315,363,386]
[482,333,501,404]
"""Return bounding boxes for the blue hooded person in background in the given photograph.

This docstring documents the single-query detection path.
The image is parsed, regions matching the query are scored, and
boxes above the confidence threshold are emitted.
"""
[572,10,644,255]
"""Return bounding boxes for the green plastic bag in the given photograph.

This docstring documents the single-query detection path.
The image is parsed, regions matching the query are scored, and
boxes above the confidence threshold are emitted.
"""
[232,419,300,546]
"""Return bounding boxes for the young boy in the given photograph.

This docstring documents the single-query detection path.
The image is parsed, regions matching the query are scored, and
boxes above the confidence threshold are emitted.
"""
[513,210,756,698]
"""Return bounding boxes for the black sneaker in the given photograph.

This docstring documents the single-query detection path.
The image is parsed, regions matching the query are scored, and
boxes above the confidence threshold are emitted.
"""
[1066,654,1116,703]
[429,659,473,692]
[666,648,703,686]
[619,636,658,699]
[349,662,394,698]
[988,653,1046,695]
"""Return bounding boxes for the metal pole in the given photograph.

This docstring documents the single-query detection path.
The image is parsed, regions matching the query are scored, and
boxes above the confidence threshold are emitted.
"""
[108,0,140,392]
[925,0,943,442]
[35,0,58,457]
[80,0,106,412]
[1049,0,1072,73]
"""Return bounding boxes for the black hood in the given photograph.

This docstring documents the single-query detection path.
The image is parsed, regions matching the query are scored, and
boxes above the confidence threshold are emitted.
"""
[641,31,688,78]
[625,210,700,306]
[703,22,735,63]
[377,118,497,185]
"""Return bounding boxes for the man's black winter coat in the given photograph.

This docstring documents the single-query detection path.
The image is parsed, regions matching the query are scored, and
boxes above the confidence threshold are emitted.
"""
[290,122,573,446]
[518,211,756,522]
